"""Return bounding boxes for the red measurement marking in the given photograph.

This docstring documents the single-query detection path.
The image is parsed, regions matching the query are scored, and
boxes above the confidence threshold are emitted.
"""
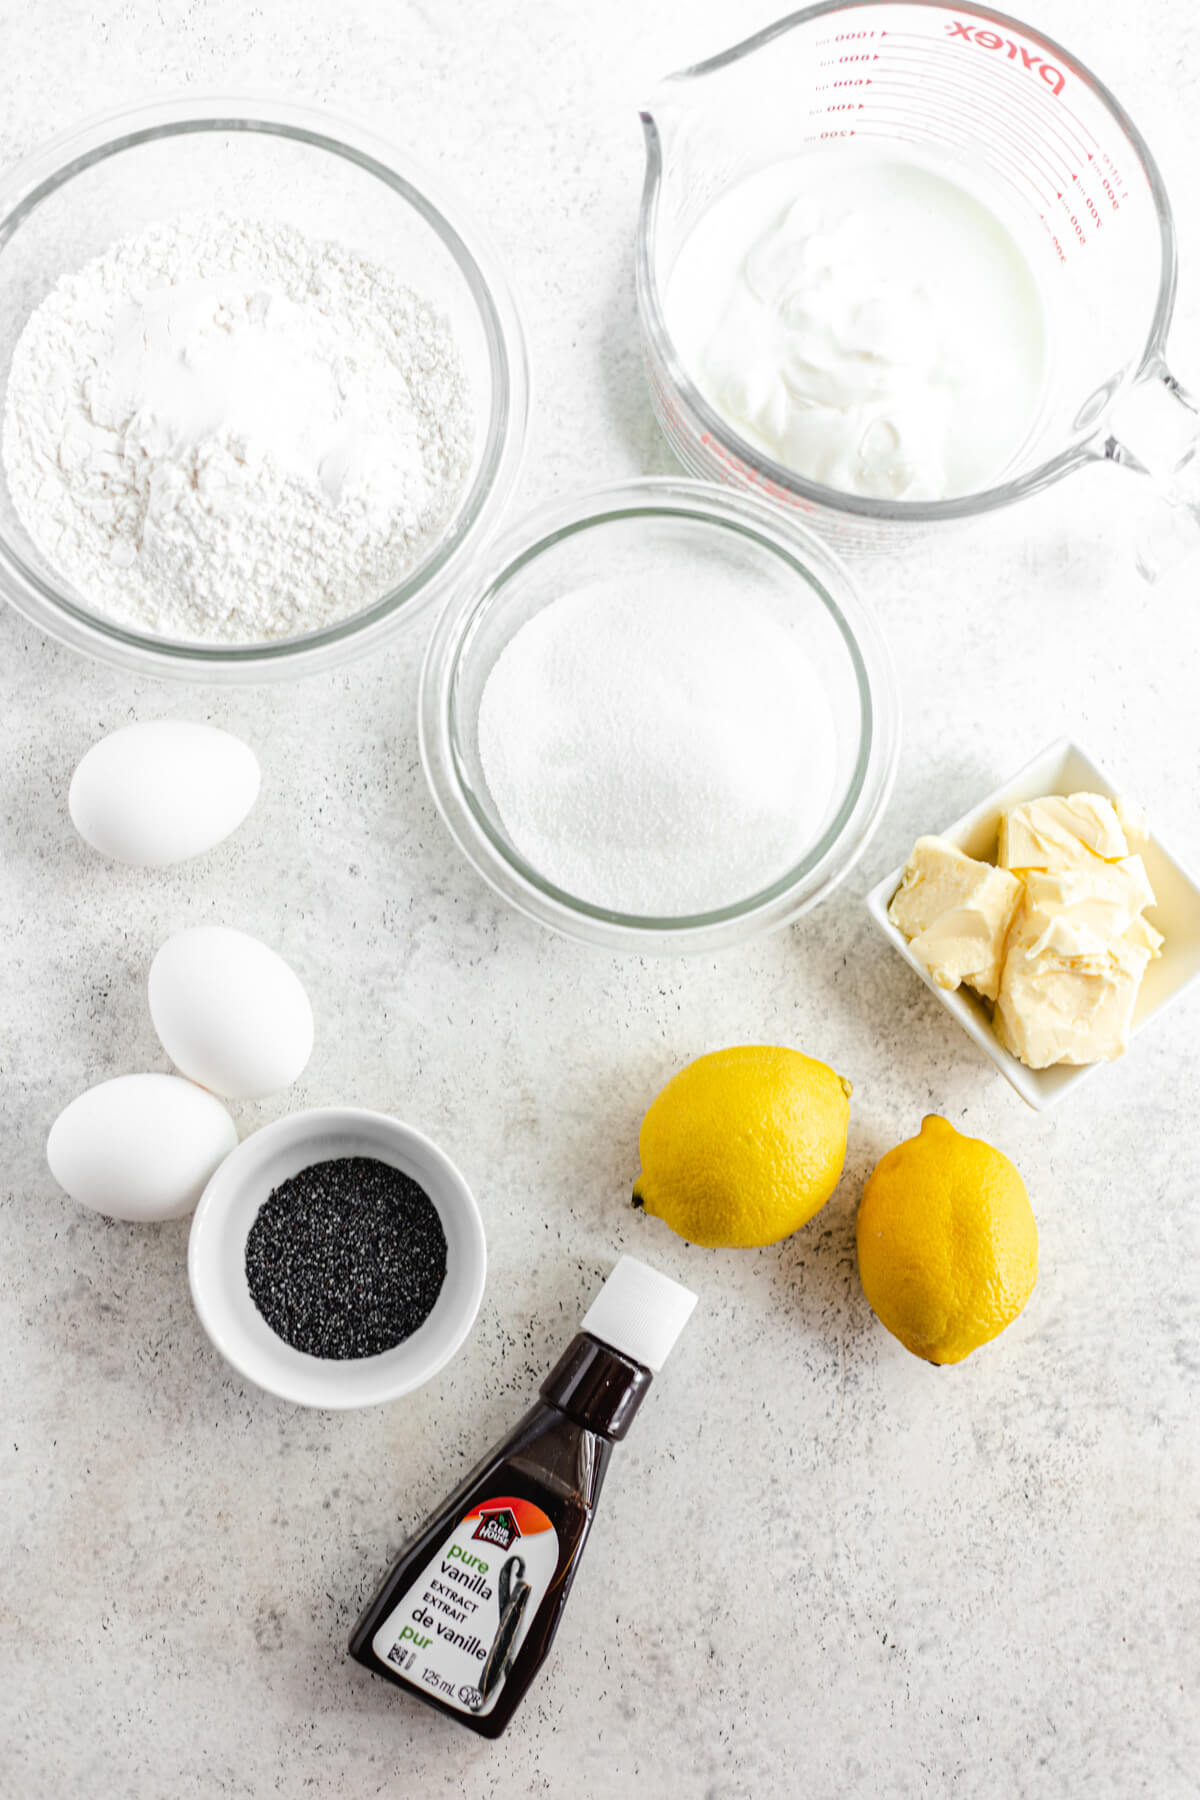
[1097,147,1128,183]
[936,20,1068,97]
[1047,185,1097,246]
[696,432,805,512]
[855,93,1059,206]
[891,26,1111,166]
[863,73,1065,200]
[1094,168,1125,211]
[1053,104,1106,156]
[1035,215,1069,263]
[877,43,1094,168]
[851,103,1055,206]
[1068,171,1108,224]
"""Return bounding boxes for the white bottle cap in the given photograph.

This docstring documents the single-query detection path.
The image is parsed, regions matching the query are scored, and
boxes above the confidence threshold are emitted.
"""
[581,1255,698,1372]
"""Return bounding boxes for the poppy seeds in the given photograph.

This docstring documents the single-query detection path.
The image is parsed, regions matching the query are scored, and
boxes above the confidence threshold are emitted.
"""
[245,1156,448,1359]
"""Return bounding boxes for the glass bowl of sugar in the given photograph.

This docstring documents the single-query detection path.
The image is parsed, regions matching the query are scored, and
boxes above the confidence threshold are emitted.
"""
[419,478,900,953]
[0,98,528,680]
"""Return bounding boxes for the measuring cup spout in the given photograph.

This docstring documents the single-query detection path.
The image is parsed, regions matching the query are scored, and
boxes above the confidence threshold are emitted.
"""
[637,74,704,362]
[1103,359,1200,580]
[637,77,692,191]
[637,100,667,197]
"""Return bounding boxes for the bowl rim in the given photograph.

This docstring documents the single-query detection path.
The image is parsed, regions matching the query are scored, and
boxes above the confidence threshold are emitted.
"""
[864,736,1200,1110]
[419,475,900,953]
[0,94,530,682]
[187,1105,487,1408]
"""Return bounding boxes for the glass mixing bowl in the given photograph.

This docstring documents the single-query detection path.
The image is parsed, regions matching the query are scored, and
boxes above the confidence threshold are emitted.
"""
[0,98,529,680]
[419,478,899,954]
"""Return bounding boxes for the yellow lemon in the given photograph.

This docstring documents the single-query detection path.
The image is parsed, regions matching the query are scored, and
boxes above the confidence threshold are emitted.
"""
[632,1045,852,1248]
[856,1115,1037,1365]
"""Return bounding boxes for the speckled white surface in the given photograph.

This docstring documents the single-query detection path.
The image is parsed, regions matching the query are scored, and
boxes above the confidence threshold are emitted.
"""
[2,3,1199,1795]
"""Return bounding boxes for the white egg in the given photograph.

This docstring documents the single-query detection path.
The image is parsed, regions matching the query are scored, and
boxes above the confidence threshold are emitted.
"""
[47,1073,238,1222]
[69,720,260,867]
[149,926,314,1100]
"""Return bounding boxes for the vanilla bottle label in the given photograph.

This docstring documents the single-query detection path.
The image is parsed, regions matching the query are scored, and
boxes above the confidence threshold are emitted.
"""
[370,1497,559,1717]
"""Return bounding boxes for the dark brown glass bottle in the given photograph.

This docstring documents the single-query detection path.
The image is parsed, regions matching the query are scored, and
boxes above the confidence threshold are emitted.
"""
[348,1257,695,1737]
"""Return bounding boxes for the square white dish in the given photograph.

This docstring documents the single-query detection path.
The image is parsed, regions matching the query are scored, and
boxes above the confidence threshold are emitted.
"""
[865,739,1200,1110]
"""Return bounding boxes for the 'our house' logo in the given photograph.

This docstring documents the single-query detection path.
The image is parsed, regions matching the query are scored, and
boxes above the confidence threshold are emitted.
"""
[472,1507,522,1552]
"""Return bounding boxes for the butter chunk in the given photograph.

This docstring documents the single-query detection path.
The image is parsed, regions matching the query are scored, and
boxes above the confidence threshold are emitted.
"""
[1114,796,1150,845]
[995,892,1153,1068]
[1020,856,1157,957]
[888,835,1022,1002]
[1123,913,1165,958]
[999,792,1130,871]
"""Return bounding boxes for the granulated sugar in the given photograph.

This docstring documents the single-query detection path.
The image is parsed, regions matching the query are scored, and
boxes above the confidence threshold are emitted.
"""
[476,579,839,916]
[2,214,474,643]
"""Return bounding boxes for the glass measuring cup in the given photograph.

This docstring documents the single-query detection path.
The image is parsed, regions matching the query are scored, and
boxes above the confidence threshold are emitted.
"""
[637,0,1198,568]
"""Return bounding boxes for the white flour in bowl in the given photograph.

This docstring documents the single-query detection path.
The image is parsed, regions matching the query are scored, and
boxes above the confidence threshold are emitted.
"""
[2,214,474,643]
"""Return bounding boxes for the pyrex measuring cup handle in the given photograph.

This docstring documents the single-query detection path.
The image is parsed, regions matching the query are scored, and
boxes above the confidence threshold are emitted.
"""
[1104,358,1200,581]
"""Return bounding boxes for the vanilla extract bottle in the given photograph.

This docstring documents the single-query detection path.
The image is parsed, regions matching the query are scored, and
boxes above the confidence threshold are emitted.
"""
[348,1256,697,1736]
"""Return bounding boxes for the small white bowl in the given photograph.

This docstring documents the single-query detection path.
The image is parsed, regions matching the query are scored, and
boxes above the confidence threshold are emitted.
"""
[188,1108,486,1408]
[865,739,1200,1110]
